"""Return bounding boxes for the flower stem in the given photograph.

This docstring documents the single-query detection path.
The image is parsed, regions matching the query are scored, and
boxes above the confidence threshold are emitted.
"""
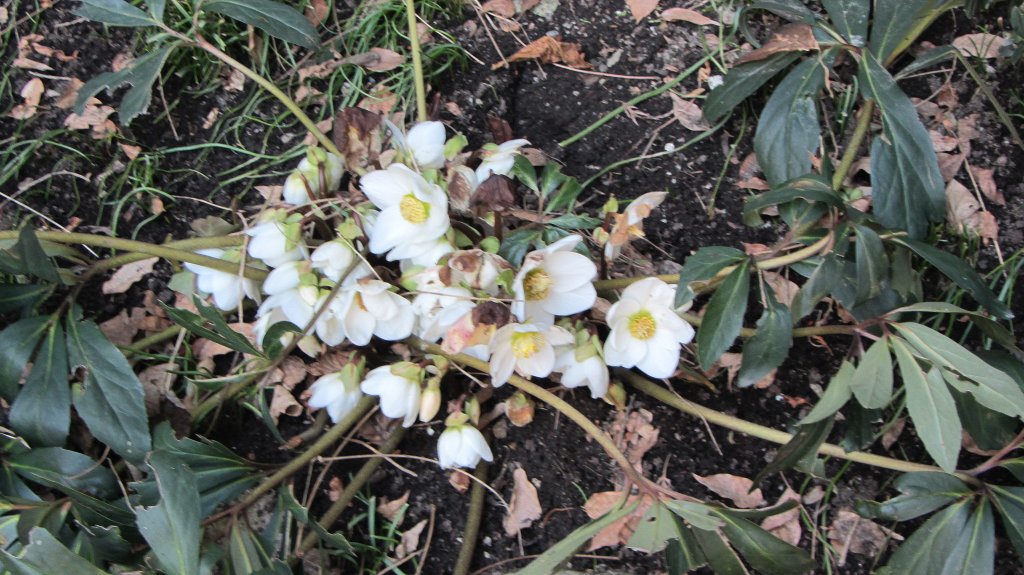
[403,0,428,122]
[621,370,979,484]
[453,460,489,575]
[831,100,875,191]
[85,235,244,278]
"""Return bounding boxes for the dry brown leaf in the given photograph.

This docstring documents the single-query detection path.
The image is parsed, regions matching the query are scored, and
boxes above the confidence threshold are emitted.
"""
[64,98,118,138]
[303,118,333,146]
[627,0,659,22]
[971,166,1004,205]
[583,491,653,550]
[482,0,515,17]
[150,197,165,216]
[669,93,711,131]
[378,491,410,522]
[298,57,341,81]
[623,409,659,468]
[0,6,8,25]
[194,323,256,362]
[828,508,900,562]
[358,89,397,115]
[269,386,302,424]
[54,78,84,110]
[449,470,471,493]
[735,23,819,66]
[662,7,718,25]
[497,36,591,70]
[881,417,906,450]
[760,489,802,545]
[305,0,328,26]
[952,33,1008,59]
[929,130,959,152]
[102,257,157,295]
[344,48,406,72]
[30,40,76,62]
[946,179,998,245]
[503,468,543,536]
[9,78,45,120]
[119,143,142,160]
[395,518,427,559]
[762,271,799,307]
[327,476,344,501]
[693,473,765,508]
[936,152,964,182]
[139,362,176,415]
[99,309,139,347]
[223,68,245,92]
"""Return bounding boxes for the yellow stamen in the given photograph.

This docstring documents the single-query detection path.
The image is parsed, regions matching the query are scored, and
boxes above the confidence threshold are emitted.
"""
[399,194,430,224]
[628,310,657,340]
[522,268,553,301]
[510,331,545,359]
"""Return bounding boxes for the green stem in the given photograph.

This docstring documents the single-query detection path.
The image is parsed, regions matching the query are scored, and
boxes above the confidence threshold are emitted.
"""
[559,55,711,148]
[403,0,428,122]
[621,370,979,485]
[677,313,853,339]
[86,235,244,278]
[119,325,184,357]
[453,460,489,575]
[831,100,875,190]
[0,230,267,281]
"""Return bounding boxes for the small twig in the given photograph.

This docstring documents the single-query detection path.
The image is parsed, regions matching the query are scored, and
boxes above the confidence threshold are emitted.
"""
[415,504,437,575]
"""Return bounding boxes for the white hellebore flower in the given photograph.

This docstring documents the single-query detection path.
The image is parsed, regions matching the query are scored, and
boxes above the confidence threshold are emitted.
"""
[310,239,357,282]
[361,163,450,262]
[476,138,530,182]
[282,148,344,205]
[413,285,476,342]
[339,277,415,346]
[603,277,695,379]
[360,363,423,427]
[307,362,364,423]
[246,209,306,267]
[184,248,260,311]
[488,323,573,387]
[437,412,493,469]
[512,235,597,325]
[554,333,609,399]
[389,120,447,170]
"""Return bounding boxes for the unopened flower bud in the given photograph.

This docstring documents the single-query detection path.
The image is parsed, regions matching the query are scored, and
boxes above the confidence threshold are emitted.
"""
[505,391,535,427]
[605,381,627,410]
[420,379,442,422]
[465,396,481,426]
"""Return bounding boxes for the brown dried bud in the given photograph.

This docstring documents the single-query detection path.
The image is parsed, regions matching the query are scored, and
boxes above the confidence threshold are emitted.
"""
[472,174,516,215]
[333,107,383,172]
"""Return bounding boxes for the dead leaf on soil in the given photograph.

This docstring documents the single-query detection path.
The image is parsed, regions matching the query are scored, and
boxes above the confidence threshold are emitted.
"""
[99,309,139,347]
[735,23,819,66]
[503,468,543,536]
[929,130,959,152]
[303,118,333,146]
[622,409,659,469]
[970,166,1004,205]
[669,93,711,131]
[449,469,471,493]
[54,78,84,110]
[762,271,799,307]
[828,508,901,563]
[945,179,998,245]
[627,0,659,22]
[583,491,653,550]
[269,385,303,424]
[65,98,118,138]
[662,7,718,26]
[881,417,906,450]
[482,0,516,17]
[305,0,329,26]
[710,353,775,389]
[378,491,410,522]
[936,152,965,182]
[496,36,591,70]
[760,489,802,545]
[395,518,427,559]
[693,473,765,509]
[952,33,1008,59]
[138,362,176,413]
[344,48,406,72]
[9,78,45,120]
[14,35,53,71]
[223,68,245,92]
[102,256,157,295]
[358,88,398,115]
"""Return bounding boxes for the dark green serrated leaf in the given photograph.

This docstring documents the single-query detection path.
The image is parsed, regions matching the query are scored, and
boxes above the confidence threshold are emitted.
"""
[538,162,566,200]
[204,0,319,49]
[16,227,60,284]
[853,224,888,303]
[893,303,1020,356]
[742,176,842,226]
[261,321,301,358]
[545,178,583,214]
[889,244,921,300]
[711,509,817,574]
[0,284,50,314]
[666,500,725,531]
[76,45,176,125]
[861,53,944,238]
[790,254,841,321]
[753,417,832,486]
[704,52,802,123]
[753,59,825,186]
[9,447,119,499]
[135,451,201,575]
[279,486,351,551]
[940,500,994,575]
[717,500,801,522]
[894,338,960,472]
[738,290,792,387]
[1003,460,1024,483]
[509,154,538,192]
[868,0,949,63]
[0,527,108,575]
[892,237,1012,320]
[850,336,893,409]
[821,0,868,45]
[697,260,751,370]
[881,500,971,575]
[691,528,749,575]
[675,246,746,308]
[9,322,69,447]
[72,0,156,27]
[77,524,133,564]
[547,213,602,230]
[228,521,274,574]
[801,360,854,423]
[990,485,1024,558]
[161,296,261,357]
[67,319,151,465]
[840,402,879,451]
[666,525,706,574]
[856,472,968,521]
[498,227,542,267]
[513,500,640,575]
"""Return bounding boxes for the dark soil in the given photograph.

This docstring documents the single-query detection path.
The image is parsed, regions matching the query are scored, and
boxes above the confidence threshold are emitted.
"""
[3,1,1024,574]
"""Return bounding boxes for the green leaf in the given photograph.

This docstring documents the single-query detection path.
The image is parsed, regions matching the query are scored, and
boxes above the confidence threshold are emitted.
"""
[227,521,274,574]
[881,500,971,575]
[545,178,583,213]
[513,500,639,575]
[860,53,944,239]
[135,451,202,575]
[852,224,888,303]
[790,254,841,321]
[161,296,261,357]
[892,322,1024,418]
[857,472,968,521]
[0,315,47,400]
[710,509,817,574]
[737,290,792,387]
[704,52,802,123]
[204,0,319,49]
[278,486,351,551]
[753,59,825,186]
[691,528,749,575]
[742,176,842,226]
[666,500,726,531]
[891,302,1020,355]
[508,154,538,192]
[67,319,151,465]
[71,0,156,27]
[261,321,301,359]
[674,246,746,308]
[990,485,1024,558]
[537,162,566,200]
[628,501,686,553]
[666,526,706,574]
[894,46,958,80]
[801,360,854,423]
[9,322,70,447]
[1002,460,1024,483]
[850,336,893,409]
[840,403,879,452]
[891,237,1012,320]
[9,447,119,499]
[868,0,949,63]
[749,0,817,22]
[498,227,542,267]
[0,284,50,314]
[939,500,994,575]
[753,417,832,485]
[76,45,176,126]
[148,0,166,19]
[0,527,108,575]
[821,0,868,45]
[894,338,960,472]
[547,213,602,230]
[16,227,60,284]
[697,260,751,370]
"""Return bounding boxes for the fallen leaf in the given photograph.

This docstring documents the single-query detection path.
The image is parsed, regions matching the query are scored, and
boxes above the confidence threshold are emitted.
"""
[193,323,256,363]
[119,143,142,160]
[358,88,397,115]
[138,362,176,415]
[9,78,45,120]
[223,68,245,92]
[328,476,344,501]
[929,130,959,152]
[395,518,427,559]
[305,0,328,26]
[881,417,906,450]
[503,468,543,536]
[449,470,471,493]
[936,152,964,182]
[760,489,801,545]
[64,98,118,138]
[669,93,711,131]
[99,309,139,346]
[762,271,799,306]
[269,385,303,424]
[952,33,1008,59]
[623,409,659,469]
[627,0,659,22]
[735,23,819,66]
[343,48,406,72]
[54,78,84,110]
[662,7,718,25]
[303,118,333,146]
[102,257,158,294]
[971,166,1004,205]
[945,179,998,245]
[378,492,410,522]
[482,0,515,17]
[497,36,591,69]
[828,508,900,563]
[693,473,765,508]
[583,491,652,550]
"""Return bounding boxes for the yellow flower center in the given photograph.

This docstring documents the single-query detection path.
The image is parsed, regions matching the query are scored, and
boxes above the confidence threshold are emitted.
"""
[510,331,546,359]
[627,310,657,340]
[522,268,552,301]
[399,194,430,224]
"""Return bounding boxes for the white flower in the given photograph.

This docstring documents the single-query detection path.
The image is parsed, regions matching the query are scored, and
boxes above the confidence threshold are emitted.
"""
[389,120,447,170]
[488,323,573,387]
[360,363,422,427]
[476,138,530,182]
[308,368,363,423]
[603,277,694,379]
[247,210,306,267]
[184,248,260,311]
[554,333,609,399]
[338,277,415,346]
[511,235,597,325]
[361,164,450,262]
[283,150,344,205]
[400,236,454,270]
[311,239,357,282]
[413,285,476,342]
[447,249,512,295]
[437,414,493,469]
